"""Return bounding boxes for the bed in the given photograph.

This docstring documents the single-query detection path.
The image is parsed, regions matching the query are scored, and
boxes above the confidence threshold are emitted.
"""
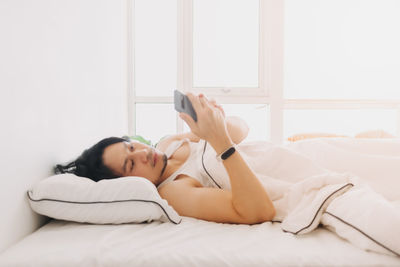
[1,217,400,267]
[1,137,400,266]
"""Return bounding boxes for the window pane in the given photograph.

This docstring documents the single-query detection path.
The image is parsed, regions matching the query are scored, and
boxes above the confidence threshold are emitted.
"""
[284,109,397,140]
[134,0,177,97]
[284,0,400,99]
[135,104,176,144]
[183,104,269,141]
[193,0,259,87]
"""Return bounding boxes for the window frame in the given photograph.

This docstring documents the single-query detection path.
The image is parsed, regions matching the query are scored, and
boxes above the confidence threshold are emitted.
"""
[128,0,400,144]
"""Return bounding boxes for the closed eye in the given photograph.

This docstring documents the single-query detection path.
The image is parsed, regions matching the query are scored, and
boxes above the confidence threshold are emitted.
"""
[123,142,135,174]
[129,146,134,172]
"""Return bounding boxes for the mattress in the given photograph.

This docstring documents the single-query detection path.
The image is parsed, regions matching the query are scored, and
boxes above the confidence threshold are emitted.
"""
[1,217,399,267]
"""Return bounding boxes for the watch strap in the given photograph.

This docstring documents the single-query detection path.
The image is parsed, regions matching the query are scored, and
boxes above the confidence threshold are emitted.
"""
[216,145,236,161]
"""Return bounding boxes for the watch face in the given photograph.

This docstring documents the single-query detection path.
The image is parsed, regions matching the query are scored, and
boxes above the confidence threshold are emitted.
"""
[221,147,236,160]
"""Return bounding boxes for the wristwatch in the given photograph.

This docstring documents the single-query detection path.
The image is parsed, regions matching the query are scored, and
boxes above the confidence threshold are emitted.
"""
[216,145,236,161]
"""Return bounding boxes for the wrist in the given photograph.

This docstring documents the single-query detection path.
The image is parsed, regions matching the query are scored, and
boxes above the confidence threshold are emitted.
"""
[209,136,234,155]
[216,145,236,161]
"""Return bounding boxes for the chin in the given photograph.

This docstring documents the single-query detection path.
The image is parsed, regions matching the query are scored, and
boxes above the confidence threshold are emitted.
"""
[146,177,157,186]
[150,180,160,187]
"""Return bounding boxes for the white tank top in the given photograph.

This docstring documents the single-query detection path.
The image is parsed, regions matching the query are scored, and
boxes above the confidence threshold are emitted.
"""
[157,138,229,189]
[156,138,295,202]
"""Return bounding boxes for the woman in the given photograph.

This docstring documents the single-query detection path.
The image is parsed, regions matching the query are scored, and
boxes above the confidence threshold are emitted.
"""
[56,92,276,224]
[55,93,400,258]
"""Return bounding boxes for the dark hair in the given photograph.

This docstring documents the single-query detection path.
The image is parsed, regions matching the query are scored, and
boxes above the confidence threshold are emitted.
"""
[54,136,128,182]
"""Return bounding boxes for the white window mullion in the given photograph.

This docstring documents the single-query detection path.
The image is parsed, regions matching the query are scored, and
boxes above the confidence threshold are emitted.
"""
[285,99,400,110]
[177,0,184,94]
[177,0,192,133]
[177,0,184,133]
[265,0,284,144]
[258,0,267,97]
[180,0,192,93]
[396,106,400,137]
[128,0,135,136]
[184,0,193,93]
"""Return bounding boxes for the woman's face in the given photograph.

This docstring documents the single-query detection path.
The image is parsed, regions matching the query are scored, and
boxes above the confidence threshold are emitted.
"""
[102,140,167,186]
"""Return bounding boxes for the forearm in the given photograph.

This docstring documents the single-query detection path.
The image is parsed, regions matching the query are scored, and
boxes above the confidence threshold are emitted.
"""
[180,93,274,222]
[211,139,275,222]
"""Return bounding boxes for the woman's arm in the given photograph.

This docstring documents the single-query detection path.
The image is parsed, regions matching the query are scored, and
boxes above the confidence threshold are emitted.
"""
[159,176,270,224]
[156,115,248,152]
[177,93,275,223]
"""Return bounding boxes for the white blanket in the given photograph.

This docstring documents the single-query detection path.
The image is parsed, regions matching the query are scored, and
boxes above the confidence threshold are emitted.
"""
[286,138,400,257]
[203,138,400,257]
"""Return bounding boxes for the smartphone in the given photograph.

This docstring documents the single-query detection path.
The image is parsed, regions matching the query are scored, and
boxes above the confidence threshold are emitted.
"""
[174,90,197,122]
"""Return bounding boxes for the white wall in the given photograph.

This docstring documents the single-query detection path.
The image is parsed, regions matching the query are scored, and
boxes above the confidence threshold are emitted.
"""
[0,0,128,252]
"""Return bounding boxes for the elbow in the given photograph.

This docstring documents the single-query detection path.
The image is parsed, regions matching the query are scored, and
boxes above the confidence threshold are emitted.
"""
[232,198,276,224]
[245,206,276,225]
[257,205,276,223]
[267,206,276,221]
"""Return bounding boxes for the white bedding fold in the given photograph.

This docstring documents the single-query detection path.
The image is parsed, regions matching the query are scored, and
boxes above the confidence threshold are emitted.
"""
[204,138,400,257]
[322,185,400,257]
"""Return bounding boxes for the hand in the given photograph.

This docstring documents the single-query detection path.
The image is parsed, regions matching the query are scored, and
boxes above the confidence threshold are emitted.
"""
[179,93,232,150]
[209,98,225,118]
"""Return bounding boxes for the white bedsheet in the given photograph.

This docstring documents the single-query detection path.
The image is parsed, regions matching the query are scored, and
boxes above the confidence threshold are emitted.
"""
[1,218,399,267]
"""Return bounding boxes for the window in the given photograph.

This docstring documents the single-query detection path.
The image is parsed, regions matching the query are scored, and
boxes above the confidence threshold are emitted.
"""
[193,0,259,88]
[135,104,176,144]
[284,0,400,100]
[134,0,177,97]
[131,0,400,144]
[284,108,397,140]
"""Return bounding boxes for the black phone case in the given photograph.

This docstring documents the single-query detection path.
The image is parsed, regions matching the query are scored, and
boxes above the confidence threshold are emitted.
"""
[174,90,197,122]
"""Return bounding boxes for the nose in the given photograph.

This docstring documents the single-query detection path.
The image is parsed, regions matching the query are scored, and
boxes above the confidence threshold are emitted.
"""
[130,147,150,163]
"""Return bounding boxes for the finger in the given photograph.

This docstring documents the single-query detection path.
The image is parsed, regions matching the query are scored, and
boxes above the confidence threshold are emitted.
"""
[179,112,196,130]
[199,93,206,99]
[199,94,214,109]
[198,94,208,107]
[186,93,202,113]
[199,93,211,102]
[209,98,217,106]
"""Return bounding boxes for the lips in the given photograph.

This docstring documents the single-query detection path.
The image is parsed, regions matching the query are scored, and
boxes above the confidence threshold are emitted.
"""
[153,150,157,167]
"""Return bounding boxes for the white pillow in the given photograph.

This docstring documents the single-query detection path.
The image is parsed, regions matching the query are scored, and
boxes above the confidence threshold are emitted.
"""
[27,174,182,224]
